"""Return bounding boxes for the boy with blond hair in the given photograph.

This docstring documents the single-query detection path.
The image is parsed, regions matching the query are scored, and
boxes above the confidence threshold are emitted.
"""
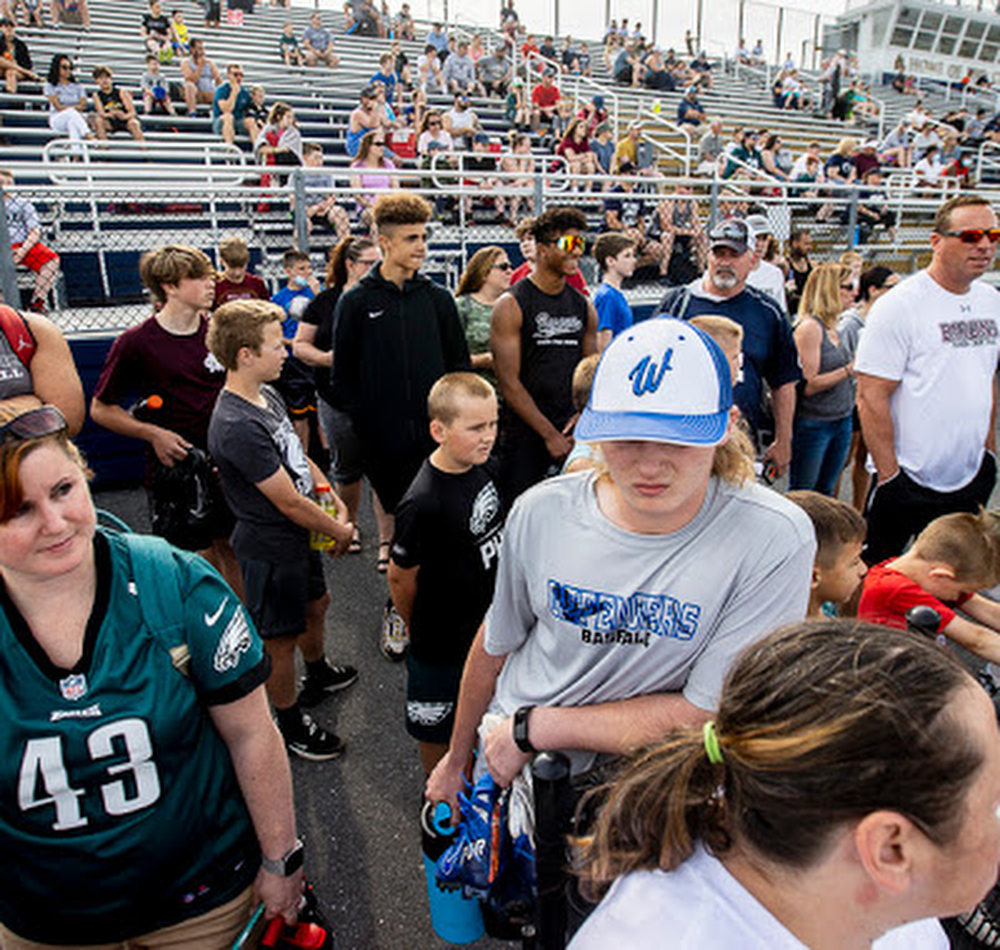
[859,508,1000,663]
[388,372,503,773]
[208,299,357,761]
[214,236,269,308]
[786,490,867,618]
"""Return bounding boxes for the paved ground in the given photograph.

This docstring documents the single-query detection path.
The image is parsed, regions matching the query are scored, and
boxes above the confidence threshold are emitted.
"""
[93,483,512,950]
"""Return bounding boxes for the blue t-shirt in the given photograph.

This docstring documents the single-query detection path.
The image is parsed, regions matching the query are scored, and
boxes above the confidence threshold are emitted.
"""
[594,283,633,338]
[271,286,315,339]
[370,69,397,102]
[212,82,251,121]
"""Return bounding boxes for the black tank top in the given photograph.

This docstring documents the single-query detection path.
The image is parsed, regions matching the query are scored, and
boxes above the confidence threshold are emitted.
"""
[508,277,588,429]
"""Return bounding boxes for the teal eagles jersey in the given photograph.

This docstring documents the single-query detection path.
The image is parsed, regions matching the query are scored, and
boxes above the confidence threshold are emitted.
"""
[0,529,270,943]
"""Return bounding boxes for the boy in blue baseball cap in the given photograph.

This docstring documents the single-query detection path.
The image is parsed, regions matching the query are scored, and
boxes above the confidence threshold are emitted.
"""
[427,317,815,820]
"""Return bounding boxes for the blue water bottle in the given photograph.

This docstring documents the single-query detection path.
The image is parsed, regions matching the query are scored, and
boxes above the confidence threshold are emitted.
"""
[421,800,486,944]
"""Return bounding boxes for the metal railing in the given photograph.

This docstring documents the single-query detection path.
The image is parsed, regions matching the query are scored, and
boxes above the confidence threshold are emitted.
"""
[639,108,694,176]
[1,166,995,333]
[42,139,249,185]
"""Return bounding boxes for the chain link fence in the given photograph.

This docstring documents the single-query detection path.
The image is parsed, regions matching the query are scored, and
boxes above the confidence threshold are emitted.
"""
[0,164,972,333]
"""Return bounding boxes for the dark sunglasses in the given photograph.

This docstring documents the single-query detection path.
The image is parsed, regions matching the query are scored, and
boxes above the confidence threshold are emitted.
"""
[0,405,67,443]
[492,261,512,270]
[372,141,386,146]
[940,228,1000,244]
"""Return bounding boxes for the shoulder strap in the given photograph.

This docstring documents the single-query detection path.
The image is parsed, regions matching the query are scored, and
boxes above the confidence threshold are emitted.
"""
[0,305,36,368]
[118,531,191,677]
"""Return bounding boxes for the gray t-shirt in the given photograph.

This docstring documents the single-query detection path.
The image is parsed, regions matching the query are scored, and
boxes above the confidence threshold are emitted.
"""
[208,385,314,562]
[485,470,815,774]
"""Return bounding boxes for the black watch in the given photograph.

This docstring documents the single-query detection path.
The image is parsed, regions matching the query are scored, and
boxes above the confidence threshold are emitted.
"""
[261,838,304,877]
[513,705,537,754]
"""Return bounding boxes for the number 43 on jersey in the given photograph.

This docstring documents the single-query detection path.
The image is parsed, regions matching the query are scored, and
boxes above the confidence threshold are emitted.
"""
[18,718,161,830]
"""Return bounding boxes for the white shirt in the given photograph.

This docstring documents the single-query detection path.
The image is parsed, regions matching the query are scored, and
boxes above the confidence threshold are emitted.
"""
[854,269,1000,491]
[569,845,948,950]
[747,259,789,314]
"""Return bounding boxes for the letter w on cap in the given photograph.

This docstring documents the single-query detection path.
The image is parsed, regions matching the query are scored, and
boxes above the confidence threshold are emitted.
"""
[628,348,673,396]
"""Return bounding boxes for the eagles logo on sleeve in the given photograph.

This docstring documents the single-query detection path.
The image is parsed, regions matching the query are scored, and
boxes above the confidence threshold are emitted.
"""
[211,601,253,673]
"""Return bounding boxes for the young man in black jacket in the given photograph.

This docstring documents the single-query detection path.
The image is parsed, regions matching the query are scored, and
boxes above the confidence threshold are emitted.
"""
[330,192,470,562]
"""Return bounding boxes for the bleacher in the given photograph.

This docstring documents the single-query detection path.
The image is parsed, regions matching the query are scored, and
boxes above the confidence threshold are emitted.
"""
[1,0,998,334]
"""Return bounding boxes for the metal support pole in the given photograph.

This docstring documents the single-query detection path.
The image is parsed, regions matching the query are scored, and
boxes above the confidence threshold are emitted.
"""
[737,0,745,49]
[847,187,859,249]
[812,14,820,70]
[709,176,720,230]
[554,0,558,37]
[776,7,784,66]
[605,0,611,31]
[0,186,20,309]
[292,169,310,254]
[533,168,545,215]
[651,0,658,47]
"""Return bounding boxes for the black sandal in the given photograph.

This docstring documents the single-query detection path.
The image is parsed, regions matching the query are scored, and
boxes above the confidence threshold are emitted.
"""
[376,542,390,574]
[348,526,362,554]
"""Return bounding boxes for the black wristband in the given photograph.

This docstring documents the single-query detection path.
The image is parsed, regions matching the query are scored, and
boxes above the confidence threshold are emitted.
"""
[513,705,537,754]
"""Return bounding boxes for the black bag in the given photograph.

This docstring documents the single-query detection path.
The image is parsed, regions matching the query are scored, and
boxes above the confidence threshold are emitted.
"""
[149,447,218,552]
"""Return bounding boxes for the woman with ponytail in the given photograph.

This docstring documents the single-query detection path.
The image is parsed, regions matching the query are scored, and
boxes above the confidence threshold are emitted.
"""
[570,620,1000,949]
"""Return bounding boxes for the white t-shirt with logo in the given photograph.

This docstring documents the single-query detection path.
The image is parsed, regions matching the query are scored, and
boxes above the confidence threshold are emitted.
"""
[569,845,948,950]
[854,270,1000,492]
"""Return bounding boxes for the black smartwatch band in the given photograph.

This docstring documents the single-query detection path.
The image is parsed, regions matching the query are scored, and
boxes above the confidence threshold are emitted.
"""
[513,705,537,754]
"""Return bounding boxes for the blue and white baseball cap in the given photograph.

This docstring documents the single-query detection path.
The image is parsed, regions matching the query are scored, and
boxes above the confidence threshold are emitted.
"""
[575,318,733,446]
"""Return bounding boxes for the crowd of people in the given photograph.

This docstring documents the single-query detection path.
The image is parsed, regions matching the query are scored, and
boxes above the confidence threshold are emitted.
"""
[0,182,999,946]
[5,2,1000,946]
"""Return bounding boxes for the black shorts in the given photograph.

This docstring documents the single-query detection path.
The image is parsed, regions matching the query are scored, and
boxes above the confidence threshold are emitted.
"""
[107,115,131,133]
[274,355,316,416]
[239,549,327,639]
[405,653,462,744]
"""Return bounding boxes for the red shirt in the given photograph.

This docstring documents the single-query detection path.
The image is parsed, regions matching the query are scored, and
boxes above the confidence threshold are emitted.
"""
[510,262,588,295]
[532,84,561,109]
[858,561,972,632]
[214,273,270,308]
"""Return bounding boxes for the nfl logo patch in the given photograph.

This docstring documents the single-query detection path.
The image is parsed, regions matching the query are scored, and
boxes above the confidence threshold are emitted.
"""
[59,674,88,701]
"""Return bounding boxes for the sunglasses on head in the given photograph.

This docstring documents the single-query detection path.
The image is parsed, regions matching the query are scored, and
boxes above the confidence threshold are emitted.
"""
[0,405,67,443]
[940,228,1000,244]
[555,234,584,253]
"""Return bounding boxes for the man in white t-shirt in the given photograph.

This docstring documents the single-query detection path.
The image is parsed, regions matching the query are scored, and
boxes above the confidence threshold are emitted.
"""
[744,214,788,315]
[855,194,1000,563]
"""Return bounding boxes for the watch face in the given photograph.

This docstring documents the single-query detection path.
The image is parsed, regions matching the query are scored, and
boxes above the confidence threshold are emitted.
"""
[285,844,305,875]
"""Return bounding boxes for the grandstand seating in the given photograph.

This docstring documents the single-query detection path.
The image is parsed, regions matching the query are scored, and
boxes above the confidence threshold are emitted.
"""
[0,0,995,333]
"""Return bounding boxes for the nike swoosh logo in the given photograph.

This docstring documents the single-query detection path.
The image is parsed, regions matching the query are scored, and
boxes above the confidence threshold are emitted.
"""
[205,597,229,627]
[368,310,384,319]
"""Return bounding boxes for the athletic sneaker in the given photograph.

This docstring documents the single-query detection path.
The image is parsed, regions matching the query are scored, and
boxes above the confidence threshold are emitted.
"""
[282,713,345,761]
[380,599,409,661]
[298,663,359,708]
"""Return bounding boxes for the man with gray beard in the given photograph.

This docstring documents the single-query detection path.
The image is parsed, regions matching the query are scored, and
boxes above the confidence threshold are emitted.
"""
[491,206,598,505]
[653,218,801,475]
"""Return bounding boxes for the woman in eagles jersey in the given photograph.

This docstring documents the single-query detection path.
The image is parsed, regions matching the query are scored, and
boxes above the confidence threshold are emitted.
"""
[0,405,303,947]
[570,621,1000,949]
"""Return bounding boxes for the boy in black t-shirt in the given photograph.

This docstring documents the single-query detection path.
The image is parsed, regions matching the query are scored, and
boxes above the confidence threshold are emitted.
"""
[388,373,504,774]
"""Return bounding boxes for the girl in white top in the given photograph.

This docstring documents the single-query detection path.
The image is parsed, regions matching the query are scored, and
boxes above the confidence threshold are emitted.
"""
[571,620,1000,950]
